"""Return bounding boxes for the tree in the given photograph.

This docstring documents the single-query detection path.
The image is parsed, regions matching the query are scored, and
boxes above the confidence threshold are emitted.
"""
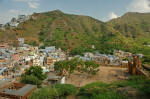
[21,75,41,86]
[54,58,100,76]
[83,60,99,75]
[24,66,47,80]
[70,47,85,56]
[67,58,79,76]
[54,58,82,76]
[21,66,47,86]
[54,60,68,76]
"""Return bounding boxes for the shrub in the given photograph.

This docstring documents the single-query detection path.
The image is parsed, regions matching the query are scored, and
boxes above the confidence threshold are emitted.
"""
[53,84,78,96]
[78,82,127,99]
[30,84,77,99]
[21,75,41,86]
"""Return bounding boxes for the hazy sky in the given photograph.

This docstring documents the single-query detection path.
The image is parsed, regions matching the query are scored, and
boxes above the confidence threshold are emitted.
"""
[0,0,150,24]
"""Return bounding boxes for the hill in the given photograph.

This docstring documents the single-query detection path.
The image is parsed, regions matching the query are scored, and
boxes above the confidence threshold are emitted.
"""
[6,10,109,51]
[107,12,150,54]
[1,10,150,55]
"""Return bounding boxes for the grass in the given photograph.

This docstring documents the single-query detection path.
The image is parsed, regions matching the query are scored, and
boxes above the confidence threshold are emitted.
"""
[78,82,127,99]
[29,76,150,99]
[114,76,146,88]
[113,76,150,97]
[30,84,78,99]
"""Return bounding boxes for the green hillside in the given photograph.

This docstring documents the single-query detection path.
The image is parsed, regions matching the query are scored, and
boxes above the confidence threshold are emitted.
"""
[15,10,107,51]
[1,10,150,55]
[107,12,150,54]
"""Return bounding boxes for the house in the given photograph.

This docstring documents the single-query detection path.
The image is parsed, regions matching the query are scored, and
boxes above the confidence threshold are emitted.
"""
[33,58,40,66]
[0,42,9,49]
[11,18,17,23]
[0,57,5,63]
[0,67,7,76]
[46,57,57,70]
[46,75,61,85]
[114,50,132,59]
[0,83,37,99]
[12,53,20,62]
[84,52,94,58]
[0,24,5,30]
[45,46,56,53]
[0,24,3,28]
[137,54,144,58]
[9,22,19,27]
[18,38,24,46]
[17,15,26,23]
[58,52,66,60]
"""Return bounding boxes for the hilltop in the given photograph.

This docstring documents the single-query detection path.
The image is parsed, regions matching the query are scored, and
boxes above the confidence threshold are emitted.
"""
[1,10,150,55]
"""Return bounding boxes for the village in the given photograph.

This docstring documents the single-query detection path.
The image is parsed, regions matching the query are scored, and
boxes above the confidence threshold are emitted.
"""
[0,37,149,99]
[0,37,142,81]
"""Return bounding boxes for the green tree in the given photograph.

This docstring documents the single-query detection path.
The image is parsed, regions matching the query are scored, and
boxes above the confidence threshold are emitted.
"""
[67,58,79,76]
[82,60,99,75]
[54,58,83,76]
[21,75,41,86]
[54,61,68,76]
[54,59,99,76]
[21,66,47,86]
[24,66,47,80]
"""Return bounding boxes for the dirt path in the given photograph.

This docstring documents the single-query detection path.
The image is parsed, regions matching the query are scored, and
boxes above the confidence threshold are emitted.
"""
[66,66,129,87]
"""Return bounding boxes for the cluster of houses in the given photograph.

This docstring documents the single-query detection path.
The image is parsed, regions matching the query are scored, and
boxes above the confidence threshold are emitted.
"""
[0,37,144,82]
[0,14,30,30]
[0,37,145,98]
[0,38,66,81]
[70,50,132,67]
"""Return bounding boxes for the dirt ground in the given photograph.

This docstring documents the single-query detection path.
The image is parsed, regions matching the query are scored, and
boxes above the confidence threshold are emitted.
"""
[66,66,129,87]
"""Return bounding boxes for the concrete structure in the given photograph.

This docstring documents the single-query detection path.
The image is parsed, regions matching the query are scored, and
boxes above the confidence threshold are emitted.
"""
[47,75,61,85]
[128,55,147,76]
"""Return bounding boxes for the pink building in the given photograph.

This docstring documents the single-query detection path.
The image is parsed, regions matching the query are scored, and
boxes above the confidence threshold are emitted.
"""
[12,53,20,61]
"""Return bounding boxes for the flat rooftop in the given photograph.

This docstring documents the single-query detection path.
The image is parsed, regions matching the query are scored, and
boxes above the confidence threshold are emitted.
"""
[2,84,36,96]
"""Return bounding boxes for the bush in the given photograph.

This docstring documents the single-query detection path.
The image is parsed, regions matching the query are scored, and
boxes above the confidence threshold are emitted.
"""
[142,55,150,64]
[30,87,57,99]
[21,75,41,86]
[91,91,126,99]
[30,84,77,99]
[78,82,112,97]
[53,84,78,96]
[78,82,127,99]
[115,76,146,88]
[138,79,150,96]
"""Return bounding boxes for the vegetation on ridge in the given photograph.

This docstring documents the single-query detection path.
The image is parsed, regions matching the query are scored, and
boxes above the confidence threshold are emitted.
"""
[1,10,150,55]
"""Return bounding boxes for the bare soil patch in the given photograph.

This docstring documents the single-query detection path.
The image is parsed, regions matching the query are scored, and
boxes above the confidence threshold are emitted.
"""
[66,66,129,87]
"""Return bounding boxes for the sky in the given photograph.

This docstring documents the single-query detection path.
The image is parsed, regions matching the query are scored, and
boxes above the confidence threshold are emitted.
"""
[0,0,150,24]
